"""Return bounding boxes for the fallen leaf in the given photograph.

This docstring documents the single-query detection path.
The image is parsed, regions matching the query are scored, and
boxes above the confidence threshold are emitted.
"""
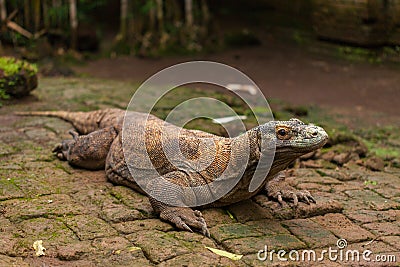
[33,240,46,257]
[226,210,235,220]
[128,246,142,252]
[205,246,243,260]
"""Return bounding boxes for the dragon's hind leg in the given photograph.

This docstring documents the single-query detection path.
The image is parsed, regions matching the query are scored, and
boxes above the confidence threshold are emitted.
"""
[53,126,117,170]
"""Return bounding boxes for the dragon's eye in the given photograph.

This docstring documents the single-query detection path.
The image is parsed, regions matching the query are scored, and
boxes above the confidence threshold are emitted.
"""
[277,128,287,136]
[276,126,291,140]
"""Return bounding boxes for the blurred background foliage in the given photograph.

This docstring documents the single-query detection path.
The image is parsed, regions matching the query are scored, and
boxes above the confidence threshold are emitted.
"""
[0,0,214,56]
[0,0,399,59]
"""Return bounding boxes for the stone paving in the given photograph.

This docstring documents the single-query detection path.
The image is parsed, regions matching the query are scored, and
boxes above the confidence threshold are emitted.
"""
[0,78,399,266]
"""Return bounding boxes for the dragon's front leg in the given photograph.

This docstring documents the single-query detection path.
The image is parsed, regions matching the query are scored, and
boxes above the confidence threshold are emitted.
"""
[150,197,210,237]
[265,171,316,206]
[147,171,210,237]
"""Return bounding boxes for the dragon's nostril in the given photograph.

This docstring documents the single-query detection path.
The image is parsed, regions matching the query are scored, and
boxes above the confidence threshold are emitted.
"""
[312,131,318,137]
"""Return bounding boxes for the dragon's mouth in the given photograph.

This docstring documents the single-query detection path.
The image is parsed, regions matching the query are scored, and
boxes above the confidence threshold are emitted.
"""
[275,133,328,155]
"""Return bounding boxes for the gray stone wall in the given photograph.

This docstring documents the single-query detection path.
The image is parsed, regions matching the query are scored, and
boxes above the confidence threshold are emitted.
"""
[312,0,400,46]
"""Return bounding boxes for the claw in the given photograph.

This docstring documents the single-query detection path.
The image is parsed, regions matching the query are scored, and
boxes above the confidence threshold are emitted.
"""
[198,216,209,237]
[157,205,210,237]
[292,193,299,206]
[194,210,210,237]
[266,172,317,207]
[174,216,194,232]
[52,143,62,153]
[52,138,76,161]
[298,190,317,205]
[203,227,211,238]
[301,194,310,205]
[181,222,194,233]
[277,193,284,206]
[68,130,79,140]
[308,195,316,204]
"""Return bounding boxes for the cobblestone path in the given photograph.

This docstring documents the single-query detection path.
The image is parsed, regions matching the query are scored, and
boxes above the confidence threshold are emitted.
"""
[0,78,399,266]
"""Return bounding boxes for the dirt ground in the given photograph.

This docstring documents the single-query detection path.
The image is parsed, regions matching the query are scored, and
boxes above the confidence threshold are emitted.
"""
[73,41,400,126]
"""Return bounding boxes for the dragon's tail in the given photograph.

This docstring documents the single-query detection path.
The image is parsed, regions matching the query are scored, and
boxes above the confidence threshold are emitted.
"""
[14,109,123,134]
[15,110,80,120]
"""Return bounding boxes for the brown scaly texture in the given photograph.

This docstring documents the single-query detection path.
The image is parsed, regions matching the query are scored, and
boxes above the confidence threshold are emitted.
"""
[15,108,124,135]
[17,109,328,236]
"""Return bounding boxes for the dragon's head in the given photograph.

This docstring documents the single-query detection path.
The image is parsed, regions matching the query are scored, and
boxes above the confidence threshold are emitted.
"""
[273,118,328,153]
[240,118,328,192]
[257,118,328,156]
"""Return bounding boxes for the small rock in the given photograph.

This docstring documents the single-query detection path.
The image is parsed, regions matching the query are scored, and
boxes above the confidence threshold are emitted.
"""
[348,152,360,161]
[320,169,355,181]
[300,151,316,160]
[332,152,351,165]
[355,159,364,166]
[321,150,335,161]
[300,160,323,168]
[391,158,400,168]
[353,143,368,157]
[365,157,385,171]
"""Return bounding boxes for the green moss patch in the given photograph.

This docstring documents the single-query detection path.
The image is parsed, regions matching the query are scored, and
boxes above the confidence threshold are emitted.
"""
[0,57,38,77]
[0,57,39,99]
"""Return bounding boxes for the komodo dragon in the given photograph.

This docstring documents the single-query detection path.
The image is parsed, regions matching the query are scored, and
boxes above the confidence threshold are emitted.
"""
[17,108,328,236]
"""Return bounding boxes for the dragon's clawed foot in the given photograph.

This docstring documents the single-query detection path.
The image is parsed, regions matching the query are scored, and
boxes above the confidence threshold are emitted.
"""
[266,172,316,207]
[159,207,210,237]
[52,130,79,160]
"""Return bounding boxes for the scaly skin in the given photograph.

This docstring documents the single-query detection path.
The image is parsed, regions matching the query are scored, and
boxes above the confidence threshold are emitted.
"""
[17,109,328,236]
[15,108,124,135]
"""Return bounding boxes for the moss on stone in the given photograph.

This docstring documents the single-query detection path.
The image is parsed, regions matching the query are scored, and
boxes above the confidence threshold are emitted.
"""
[0,57,38,77]
[0,57,39,100]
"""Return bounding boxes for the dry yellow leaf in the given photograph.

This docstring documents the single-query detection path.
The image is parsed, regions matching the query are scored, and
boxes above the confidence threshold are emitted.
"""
[205,246,243,260]
[128,246,142,252]
[33,240,46,257]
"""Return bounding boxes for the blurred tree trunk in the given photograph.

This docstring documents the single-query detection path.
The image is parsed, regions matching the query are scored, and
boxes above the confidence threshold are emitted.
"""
[0,0,7,22]
[42,0,49,29]
[120,0,128,40]
[185,0,193,28]
[148,2,156,33]
[201,0,209,27]
[141,1,156,54]
[127,1,137,43]
[0,0,6,43]
[33,0,41,32]
[168,0,181,26]
[156,0,163,32]
[52,0,62,28]
[69,0,78,50]
[24,0,32,30]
